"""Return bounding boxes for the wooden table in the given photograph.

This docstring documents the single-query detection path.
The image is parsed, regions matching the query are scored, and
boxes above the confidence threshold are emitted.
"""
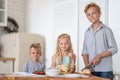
[0,75,110,80]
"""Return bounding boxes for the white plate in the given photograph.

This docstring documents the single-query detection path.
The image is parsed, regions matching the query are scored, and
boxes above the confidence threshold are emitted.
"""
[63,74,81,78]
[80,74,89,78]
[30,74,47,77]
[12,72,36,76]
[46,74,62,77]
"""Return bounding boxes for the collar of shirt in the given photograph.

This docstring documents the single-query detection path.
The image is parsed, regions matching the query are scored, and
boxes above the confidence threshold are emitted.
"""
[87,22,105,32]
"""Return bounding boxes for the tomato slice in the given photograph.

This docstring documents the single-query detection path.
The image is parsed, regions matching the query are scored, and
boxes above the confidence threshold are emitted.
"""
[33,71,45,75]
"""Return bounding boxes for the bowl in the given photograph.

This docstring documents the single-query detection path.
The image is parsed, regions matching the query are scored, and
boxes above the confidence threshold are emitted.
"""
[45,68,60,77]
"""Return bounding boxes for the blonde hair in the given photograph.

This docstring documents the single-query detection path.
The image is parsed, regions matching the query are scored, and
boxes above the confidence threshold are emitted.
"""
[54,33,73,57]
[29,43,42,53]
[84,2,101,13]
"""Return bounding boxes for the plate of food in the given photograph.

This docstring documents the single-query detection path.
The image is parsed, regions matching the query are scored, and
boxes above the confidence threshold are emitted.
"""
[57,65,68,74]
[79,69,92,76]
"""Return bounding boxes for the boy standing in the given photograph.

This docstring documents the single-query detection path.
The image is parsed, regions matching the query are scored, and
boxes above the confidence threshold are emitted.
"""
[82,3,118,80]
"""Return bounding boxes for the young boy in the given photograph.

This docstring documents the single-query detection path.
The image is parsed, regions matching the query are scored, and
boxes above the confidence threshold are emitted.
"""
[82,2,118,80]
[23,43,45,73]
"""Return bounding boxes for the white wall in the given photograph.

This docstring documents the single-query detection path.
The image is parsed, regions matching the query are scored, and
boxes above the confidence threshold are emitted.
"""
[26,0,55,68]
[25,0,120,72]
[109,0,120,73]
[8,0,26,32]
[53,0,79,70]
[0,0,26,37]
[26,0,79,70]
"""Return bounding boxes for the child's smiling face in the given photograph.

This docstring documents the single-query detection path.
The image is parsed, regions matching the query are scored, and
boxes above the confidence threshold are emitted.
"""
[58,38,70,52]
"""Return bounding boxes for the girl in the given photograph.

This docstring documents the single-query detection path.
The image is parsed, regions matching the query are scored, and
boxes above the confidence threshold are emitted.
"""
[51,33,76,73]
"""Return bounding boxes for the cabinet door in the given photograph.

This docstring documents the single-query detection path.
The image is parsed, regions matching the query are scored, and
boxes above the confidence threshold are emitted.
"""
[0,0,7,26]
[0,60,14,73]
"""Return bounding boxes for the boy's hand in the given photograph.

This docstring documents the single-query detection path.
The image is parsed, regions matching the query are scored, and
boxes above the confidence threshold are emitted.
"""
[92,55,101,65]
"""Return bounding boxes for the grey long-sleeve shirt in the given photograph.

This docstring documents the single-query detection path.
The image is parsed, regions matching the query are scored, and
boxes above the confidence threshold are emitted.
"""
[23,60,45,73]
[82,23,118,71]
